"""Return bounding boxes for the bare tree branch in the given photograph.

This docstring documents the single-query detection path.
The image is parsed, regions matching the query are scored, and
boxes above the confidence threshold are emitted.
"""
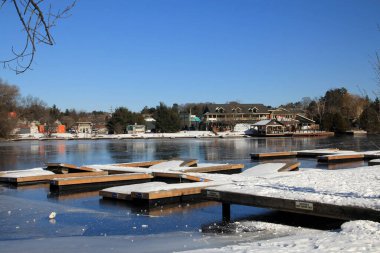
[1,0,76,74]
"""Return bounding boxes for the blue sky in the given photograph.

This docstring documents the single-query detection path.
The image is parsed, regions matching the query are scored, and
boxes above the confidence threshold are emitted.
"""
[1,0,380,112]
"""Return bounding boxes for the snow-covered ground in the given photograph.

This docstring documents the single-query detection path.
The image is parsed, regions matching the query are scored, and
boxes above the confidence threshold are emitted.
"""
[179,220,380,253]
[14,130,246,140]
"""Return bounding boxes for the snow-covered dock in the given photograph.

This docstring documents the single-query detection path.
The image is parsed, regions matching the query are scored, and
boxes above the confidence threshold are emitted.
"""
[369,159,380,165]
[99,162,300,206]
[50,173,153,193]
[203,165,380,222]
[0,163,107,185]
[251,149,380,163]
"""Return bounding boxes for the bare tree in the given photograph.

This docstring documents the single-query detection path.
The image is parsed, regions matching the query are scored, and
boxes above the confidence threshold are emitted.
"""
[1,0,75,74]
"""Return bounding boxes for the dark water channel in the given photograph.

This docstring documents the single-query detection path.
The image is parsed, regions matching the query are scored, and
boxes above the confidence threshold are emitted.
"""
[0,135,379,243]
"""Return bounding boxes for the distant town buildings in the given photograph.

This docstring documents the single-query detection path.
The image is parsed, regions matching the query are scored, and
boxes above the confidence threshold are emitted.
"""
[10,102,319,136]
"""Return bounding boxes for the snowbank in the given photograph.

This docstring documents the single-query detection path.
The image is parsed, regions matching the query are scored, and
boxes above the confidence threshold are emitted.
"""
[180,220,380,253]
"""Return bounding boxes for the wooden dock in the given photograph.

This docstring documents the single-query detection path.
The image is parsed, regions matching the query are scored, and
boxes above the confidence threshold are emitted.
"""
[175,164,244,173]
[250,151,297,160]
[113,160,167,168]
[101,181,223,206]
[250,149,344,160]
[369,159,380,166]
[50,173,153,193]
[0,171,108,185]
[45,163,100,173]
[250,149,380,164]
[295,149,342,157]
[202,189,380,222]
[317,154,365,163]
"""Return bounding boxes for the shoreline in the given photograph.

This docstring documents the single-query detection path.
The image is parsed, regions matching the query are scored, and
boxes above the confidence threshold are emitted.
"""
[7,131,336,142]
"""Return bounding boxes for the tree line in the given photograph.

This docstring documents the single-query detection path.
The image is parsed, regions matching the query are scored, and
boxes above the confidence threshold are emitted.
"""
[283,87,380,133]
[1,79,380,139]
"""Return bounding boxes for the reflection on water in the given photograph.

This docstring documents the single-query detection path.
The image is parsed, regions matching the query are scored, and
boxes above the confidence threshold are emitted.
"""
[1,135,379,171]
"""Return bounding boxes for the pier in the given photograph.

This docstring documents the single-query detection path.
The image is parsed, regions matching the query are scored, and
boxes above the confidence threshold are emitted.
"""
[202,165,380,222]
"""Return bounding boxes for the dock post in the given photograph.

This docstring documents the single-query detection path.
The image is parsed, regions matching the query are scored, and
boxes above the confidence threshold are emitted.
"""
[222,203,231,223]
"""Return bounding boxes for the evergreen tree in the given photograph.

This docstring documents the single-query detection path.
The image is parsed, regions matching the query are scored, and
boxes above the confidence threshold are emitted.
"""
[154,103,181,133]
[107,107,144,134]
[359,105,380,133]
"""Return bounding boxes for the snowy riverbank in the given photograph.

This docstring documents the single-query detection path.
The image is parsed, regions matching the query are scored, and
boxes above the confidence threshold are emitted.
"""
[12,131,246,141]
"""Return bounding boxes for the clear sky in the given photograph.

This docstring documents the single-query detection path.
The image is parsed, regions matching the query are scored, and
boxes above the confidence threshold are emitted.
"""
[1,0,380,112]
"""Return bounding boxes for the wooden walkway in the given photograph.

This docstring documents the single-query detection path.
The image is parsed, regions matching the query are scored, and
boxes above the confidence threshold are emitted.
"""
[251,149,380,164]
[250,151,297,160]
[369,159,380,166]
[50,173,153,193]
[0,171,108,185]
[317,153,365,163]
[101,181,222,206]
[202,189,380,222]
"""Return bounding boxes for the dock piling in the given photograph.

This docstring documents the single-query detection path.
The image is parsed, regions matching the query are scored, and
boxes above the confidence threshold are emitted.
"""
[222,203,231,223]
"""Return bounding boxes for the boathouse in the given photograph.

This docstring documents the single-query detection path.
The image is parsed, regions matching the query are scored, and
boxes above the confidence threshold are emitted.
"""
[250,119,285,136]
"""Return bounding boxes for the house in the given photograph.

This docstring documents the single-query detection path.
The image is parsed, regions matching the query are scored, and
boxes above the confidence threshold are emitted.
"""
[179,112,201,130]
[203,103,270,131]
[127,124,146,134]
[269,108,318,132]
[75,122,93,134]
[250,119,285,136]
[143,115,156,132]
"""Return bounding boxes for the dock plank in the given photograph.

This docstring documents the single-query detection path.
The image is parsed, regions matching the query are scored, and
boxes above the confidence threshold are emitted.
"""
[317,154,364,163]
[202,189,380,221]
[178,164,244,173]
[113,160,167,168]
[3,171,108,184]
[295,149,344,157]
[369,159,380,166]
[50,173,153,193]
[250,152,297,160]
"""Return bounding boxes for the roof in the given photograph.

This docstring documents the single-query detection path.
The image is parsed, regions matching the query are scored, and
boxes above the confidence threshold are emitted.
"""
[191,116,201,122]
[270,107,306,115]
[296,114,315,123]
[204,103,270,114]
[253,119,284,126]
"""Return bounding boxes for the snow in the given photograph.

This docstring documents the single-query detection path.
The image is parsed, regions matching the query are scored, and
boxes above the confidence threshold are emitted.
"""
[0,168,54,178]
[239,163,287,178]
[185,163,294,182]
[170,163,231,172]
[0,168,45,175]
[206,165,380,211]
[252,120,272,126]
[179,220,380,253]
[13,130,249,140]
[101,182,168,195]
[85,164,155,174]
[149,160,186,170]
[102,181,227,195]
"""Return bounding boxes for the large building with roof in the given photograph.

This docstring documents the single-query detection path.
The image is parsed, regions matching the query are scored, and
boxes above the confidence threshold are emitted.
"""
[203,103,271,131]
[202,103,318,132]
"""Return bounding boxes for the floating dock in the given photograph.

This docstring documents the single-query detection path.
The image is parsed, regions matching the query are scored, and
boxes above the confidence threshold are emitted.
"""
[203,190,380,222]
[251,149,380,164]
[99,162,300,206]
[202,165,380,222]
[101,181,223,206]
[369,159,380,166]
[317,153,365,163]
[50,173,153,193]
[250,151,297,160]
